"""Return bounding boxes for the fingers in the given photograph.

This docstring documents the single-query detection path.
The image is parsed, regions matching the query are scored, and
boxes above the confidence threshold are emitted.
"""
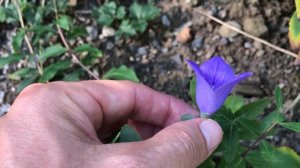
[78,80,198,129]
[143,119,222,167]
[11,80,199,140]
[90,119,223,168]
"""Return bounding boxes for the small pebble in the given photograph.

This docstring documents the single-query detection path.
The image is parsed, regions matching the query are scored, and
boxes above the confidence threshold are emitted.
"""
[86,26,98,40]
[161,48,168,54]
[219,38,228,46]
[218,10,227,19]
[100,26,115,39]
[191,37,203,50]
[0,91,4,104]
[0,104,10,116]
[129,56,134,62]
[244,42,252,48]
[161,15,171,27]
[279,83,285,89]
[209,6,218,16]
[253,41,263,49]
[243,16,268,37]
[219,21,241,38]
[176,26,191,43]
[256,50,264,57]
[106,42,114,50]
[137,47,148,56]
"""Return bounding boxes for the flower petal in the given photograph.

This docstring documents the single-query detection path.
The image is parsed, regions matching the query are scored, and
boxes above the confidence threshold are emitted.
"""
[199,56,235,90]
[195,75,215,115]
[186,60,216,114]
[211,72,253,114]
[186,59,202,76]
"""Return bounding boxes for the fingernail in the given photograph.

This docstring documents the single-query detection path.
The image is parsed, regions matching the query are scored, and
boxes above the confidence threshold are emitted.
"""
[199,119,222,152]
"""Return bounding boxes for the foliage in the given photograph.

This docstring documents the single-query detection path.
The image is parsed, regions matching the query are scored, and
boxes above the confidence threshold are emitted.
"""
[189,84,300,168]
[1,1,299,167]
[103,65,140,83]
[288,11,300,51]
[0,0,141,93]
[93,1,160,38]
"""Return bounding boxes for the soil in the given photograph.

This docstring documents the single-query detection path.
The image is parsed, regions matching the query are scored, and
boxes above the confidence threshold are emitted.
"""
[1,0,299,153]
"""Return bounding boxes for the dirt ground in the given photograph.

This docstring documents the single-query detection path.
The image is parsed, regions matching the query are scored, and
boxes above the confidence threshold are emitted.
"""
[0,0,299,153]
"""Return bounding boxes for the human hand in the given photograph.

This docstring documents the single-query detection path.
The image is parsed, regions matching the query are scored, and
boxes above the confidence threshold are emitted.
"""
[0,80,222,168]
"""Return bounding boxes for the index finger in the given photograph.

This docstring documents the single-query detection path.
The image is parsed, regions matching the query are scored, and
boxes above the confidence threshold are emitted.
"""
[57,80,199,130]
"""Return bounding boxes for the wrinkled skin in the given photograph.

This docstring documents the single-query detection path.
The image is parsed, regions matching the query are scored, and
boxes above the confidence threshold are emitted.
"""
[0,80,222,168]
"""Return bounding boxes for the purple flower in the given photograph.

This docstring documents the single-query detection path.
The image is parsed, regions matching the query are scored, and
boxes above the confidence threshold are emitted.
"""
[187,56,252,116]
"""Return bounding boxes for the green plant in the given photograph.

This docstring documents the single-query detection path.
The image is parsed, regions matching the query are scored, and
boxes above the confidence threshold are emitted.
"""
[93,1,160,38]
[289,0,300,57]
[188,61,300,168]
[0,0,141,92]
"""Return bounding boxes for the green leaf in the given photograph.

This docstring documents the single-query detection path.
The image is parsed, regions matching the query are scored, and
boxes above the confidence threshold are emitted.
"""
[129,2,143,20]
[129,3,159,21]
[0,6,6,22]
[16,75,39,93]
[189,77,196,106]
[0,54,23,68]
[8,68,36,80]
[288,12,300,50]
[30,24,56,35]
[141,4,160,20]
[40,45,68,62]
[56,15,71,31]
[18,0,28,11]
[211,107,235,131]
[98,13,114,26]
[116,6,126,19]
[39,60,71,82]
[132,20,148,33]
[197,157,215,168]
[220,127,240,164]
[219,156,246,168]
[224,95,244,113]
[261,110,285,132]
[279,122,300,132]
[96,1,117,26]
[12,29,25,53]
[119,124,142,142]
[4,4,19,23]
[74,44,102,58]
[103,65,139,83]
[116,20,137,37]
[237,118,261,140]
[66,27,88,39]
[234,98,271,120]
[101,1,117,16]
[259,141,275,161]
[63,69,84,81]
[75,44,102,65]
[245,146,300,168]
[274,86,283,111]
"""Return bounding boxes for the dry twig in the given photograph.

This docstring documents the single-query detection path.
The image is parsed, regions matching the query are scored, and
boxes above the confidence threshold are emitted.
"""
[12,0,43,75]
[53,0,99,80]
[195,8,300,59]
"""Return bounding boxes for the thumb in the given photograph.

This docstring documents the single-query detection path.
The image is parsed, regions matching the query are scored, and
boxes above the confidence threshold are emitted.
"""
[145,119,223,168]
